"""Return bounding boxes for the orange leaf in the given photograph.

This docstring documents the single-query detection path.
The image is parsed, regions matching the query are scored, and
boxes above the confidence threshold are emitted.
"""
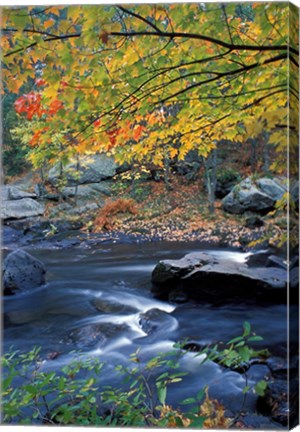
[44,19,54,29]
[133,124,144,141]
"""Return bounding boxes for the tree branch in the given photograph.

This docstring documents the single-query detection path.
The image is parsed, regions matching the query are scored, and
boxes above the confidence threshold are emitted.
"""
[117,6,163,34]
[110,30,298,56]
[157,53,287,104]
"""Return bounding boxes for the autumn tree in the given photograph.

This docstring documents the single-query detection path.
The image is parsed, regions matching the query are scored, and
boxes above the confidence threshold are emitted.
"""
[1,3,299,197]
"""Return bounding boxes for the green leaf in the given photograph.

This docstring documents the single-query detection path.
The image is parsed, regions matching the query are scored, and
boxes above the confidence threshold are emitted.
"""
[238,346,251,362]
[254,380,268,396]
[180,397,197,405]
[243,321,251,337]
[248,335,264,342]
[227,336,244,344]
[189,416,205,428]
[196,389,205,401]
[157,384,167,405]
[242,385,251,394]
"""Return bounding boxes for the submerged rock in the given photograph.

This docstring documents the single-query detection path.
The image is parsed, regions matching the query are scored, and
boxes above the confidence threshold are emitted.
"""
[139,308,177,335]
[3,249,46,295]
[67,322,129,349]
[152,252,292,304]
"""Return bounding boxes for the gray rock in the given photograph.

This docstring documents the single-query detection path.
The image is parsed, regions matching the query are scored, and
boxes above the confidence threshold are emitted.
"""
[91,297,138,314]
[152,252,213,284]
[256,178,286,201]
[1,198,45,220]
[68,322,128,349]
[222,177,281,214]
[1,185,37,200]
[62,182,111,199]
[139,308,177,335]
[68,203,99,216]
[48,154,117,186]
[266,255,287,269]
[48,202,72,218]
[3,249,46,295]
[152,252,289,303]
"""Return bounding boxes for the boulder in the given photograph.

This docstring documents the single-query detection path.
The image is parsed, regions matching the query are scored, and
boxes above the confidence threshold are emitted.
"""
[3,249,46,295]
[222,177,285,215]
[67,322,129,349]
[256,178,286,201]
[151,252,290,304]
[1,198,45,220]
[139,308,177,335]
[1,185,36,200]
[48,154,117,186]
[62,182,111,199]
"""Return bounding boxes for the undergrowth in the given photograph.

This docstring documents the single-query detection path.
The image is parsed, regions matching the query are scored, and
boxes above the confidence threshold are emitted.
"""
[92,198,138,231]
[2,322,268,427]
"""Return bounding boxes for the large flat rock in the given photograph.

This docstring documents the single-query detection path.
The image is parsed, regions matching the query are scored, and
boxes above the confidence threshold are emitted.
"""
[151,252,295,304]
[1,185,36,200]
[1,198,45,220]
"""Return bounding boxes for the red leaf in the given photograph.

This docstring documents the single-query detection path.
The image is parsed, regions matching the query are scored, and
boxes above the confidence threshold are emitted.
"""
[93,119,101,128]
[48,99,64,116]
[35,78,46,87]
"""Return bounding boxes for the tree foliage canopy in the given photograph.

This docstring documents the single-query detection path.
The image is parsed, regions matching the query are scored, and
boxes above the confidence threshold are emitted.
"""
[1,2,299,172]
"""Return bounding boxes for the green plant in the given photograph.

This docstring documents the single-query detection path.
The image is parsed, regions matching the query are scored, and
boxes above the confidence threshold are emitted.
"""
[2,347,103,425]
[2,323,269,427]
[216,168,241,184]
[198,321,269,421]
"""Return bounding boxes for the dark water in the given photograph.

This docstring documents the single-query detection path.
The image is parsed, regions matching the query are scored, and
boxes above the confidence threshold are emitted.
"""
[3,241,290,423]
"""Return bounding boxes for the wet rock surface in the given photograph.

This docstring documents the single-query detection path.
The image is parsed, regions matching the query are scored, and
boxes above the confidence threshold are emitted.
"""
[67,322,129,349]
[151,251,296,304]
[139,308,177,335]
[91,297,138,315]
[3,249,46,295]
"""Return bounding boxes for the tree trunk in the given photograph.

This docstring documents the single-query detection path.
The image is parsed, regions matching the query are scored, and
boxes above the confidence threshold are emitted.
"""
[203,147,217,214]
[74,154,80,206]
[250,139,257,173]
[163,149,172,191]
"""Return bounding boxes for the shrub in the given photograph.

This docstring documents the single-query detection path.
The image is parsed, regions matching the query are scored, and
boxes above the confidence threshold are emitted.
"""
[92,198,138,231]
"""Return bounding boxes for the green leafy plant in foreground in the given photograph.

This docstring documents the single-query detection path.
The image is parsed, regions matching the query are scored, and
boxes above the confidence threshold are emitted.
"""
[2,322,269,427]
[199,321,270,417]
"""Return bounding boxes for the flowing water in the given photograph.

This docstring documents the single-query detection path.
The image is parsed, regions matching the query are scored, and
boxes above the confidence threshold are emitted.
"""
[3,241,291,424]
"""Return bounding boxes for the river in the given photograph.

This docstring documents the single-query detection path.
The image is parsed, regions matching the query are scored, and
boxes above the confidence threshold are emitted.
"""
[3,241,292,427]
